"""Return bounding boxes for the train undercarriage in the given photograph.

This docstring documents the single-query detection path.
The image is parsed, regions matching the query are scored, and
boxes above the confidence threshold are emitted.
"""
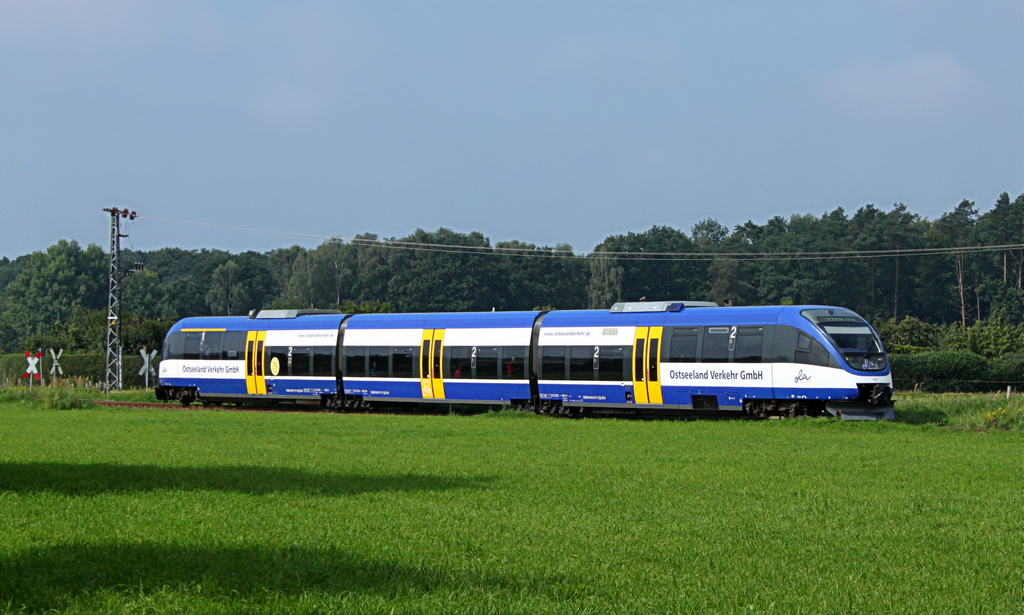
[156,386,894,420]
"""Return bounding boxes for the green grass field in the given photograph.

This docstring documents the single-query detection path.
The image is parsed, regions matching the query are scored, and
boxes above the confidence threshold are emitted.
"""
[0,397,1021,614]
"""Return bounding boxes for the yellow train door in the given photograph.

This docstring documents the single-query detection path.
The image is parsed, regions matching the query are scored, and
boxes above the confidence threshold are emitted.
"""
[245,330,268,395]
[631,326,664,405]
[419,329,446,400]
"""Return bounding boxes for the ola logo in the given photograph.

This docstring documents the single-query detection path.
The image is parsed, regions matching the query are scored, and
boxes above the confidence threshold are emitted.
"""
[270,357,280,376]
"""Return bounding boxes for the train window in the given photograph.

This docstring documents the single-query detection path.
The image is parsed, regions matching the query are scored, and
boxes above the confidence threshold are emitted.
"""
[313,347,334,377]
[475,347,499,379]
[293,346,312,376]
[667,328,698,363]
[446,346,472,378]
[734,327,763,363]
[701,327,729,363]
[222,332,246,360]
[598,346,629,381]
[369,347,389,377]
[201,332,223,360]
[344,346,367,377]
[648,339,659,381]
[569,346,594,380]
[797,333,812,353]
[501,346,527,380]
[246,340,255,376]
[183,332,202,360]
[268,346,288,376]
[164,333,184,360]
[391,347,417,378]
[255,340,264,376]
[634,339,645,381]
[421,341,431,378]
[770,326,798,362]
[541,346,567,380]
[795,337,830,367]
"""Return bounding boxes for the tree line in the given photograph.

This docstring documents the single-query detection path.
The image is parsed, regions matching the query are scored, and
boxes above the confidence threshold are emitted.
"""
[1,192,1023,356]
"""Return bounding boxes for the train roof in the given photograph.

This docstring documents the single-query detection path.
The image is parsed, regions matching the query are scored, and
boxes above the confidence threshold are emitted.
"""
[167,304,866,334]
[541,305,791,327]
[346,311,543,330]
[168,313,347,332]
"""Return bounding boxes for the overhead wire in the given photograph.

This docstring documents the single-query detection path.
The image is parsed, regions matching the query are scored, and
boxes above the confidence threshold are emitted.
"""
[141,215,1024,263]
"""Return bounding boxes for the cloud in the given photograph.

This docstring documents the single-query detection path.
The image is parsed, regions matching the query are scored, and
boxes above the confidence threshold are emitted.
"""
[826,53,978,121]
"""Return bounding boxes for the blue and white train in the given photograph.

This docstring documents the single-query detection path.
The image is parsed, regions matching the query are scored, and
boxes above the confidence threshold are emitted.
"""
[156,301,895,420]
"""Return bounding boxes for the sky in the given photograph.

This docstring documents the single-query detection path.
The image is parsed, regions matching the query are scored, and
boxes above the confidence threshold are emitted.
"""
[1,1,1022,259]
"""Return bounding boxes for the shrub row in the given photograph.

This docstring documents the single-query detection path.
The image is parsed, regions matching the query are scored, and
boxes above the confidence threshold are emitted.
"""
[0,352,160,389]
[889,351,1024,393]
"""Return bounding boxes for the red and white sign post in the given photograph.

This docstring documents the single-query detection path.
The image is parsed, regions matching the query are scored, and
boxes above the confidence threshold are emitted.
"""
[23,350,43,389]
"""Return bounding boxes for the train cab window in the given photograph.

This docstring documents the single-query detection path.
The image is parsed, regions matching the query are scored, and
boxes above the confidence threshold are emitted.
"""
[701,327,730,363]
[391,347,417,378]
[475,347,499,379]
[734,327,763,363]
[164,332,184,360]
[667,328,698,363]
[795,335,830,367]
[369,347,389,377]
[292,346,312,376]
[201,332,223,360]
[183,332,203,360]
[344,346,367,377]
[598,346,629,381]
[446,347,472,379]
[541,346,567,380]
[501,346,527,380]
[268,346,289,376]
[313,347,334,377]
[569,346,595,381]
[222,332,246,360]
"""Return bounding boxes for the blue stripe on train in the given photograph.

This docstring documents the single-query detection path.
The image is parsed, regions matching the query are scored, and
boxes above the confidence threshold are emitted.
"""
[773,386,861,401]
[441,381,532,402]
[265,378,336,396]
[538,382,631,404]
[160,377,248,396]
[343,380,422,399]
[661,385,775,408]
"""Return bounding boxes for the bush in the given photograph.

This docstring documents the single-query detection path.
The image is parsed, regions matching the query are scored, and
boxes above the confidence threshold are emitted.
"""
[889,351,993,393]
[987,353,1024,388]
[39,387,94,410]
[0,352,159,389]
[887,344,930,355]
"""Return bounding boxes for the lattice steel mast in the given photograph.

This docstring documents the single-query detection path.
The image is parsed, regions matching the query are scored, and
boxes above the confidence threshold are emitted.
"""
[104,207,137,392]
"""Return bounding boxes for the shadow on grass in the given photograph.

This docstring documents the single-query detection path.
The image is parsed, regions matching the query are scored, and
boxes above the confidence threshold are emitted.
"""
[0,462,493,496]
[0,542,536,611]
[893,407,948,425]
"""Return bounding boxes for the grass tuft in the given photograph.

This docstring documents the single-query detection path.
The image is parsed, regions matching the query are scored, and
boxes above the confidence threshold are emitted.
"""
[896,391,1024,430]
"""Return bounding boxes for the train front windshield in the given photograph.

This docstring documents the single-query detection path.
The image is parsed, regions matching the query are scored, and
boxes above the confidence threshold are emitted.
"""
[802,309,887,372]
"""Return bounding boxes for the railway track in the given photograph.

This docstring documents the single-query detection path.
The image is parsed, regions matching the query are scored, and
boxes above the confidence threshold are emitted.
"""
[92,400,459,415]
